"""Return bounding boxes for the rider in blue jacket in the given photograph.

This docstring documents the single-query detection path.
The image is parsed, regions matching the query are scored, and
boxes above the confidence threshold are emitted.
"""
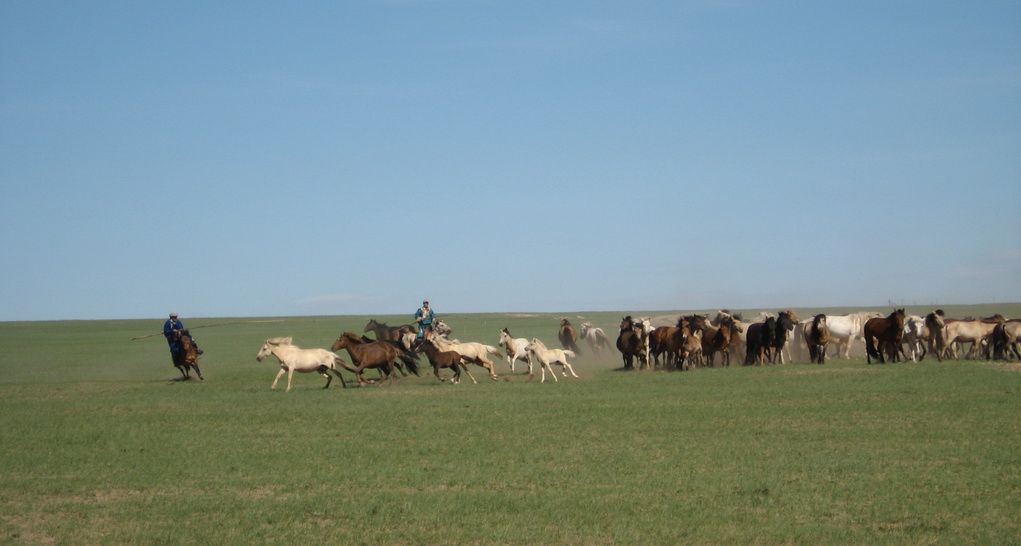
[415,300,435,340]
[164,312,201,365]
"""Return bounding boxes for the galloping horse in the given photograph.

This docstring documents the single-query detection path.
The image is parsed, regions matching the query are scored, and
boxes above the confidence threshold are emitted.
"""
[706,313,742,367]
[364,319,415,343]
[498,328,532,374]
[617,316,647,370]
[579,322,613,355]
[558,318,582,355]
[864,309,906,364]
[414,339,476,384]
[526,338,580,382]
[175,330,204,380]
[331,332,407,386]
[256,337,347,391]
[427,333,502,381]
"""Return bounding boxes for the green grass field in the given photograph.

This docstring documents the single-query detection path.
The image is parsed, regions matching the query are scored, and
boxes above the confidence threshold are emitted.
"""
[1,304,1019,544]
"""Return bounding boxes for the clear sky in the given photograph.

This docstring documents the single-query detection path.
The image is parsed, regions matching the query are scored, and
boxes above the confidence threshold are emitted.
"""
[1,1,1019,321]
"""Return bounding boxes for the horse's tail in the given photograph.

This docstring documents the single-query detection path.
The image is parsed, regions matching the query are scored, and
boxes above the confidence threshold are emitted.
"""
[564,350,576,359]
[487,345,505,358]
[398,350,420,376]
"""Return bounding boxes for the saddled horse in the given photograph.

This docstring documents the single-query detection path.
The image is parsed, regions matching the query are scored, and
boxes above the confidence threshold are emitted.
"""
[364,319,416,343]
[331,332,409,386]
[864,309,906,364]
[579,322,613,355]
[617,316,648,370]
[498,328,532,374]
[414,339,476,384]
[559,318,582,355]
[427,333,502,381]
[526,338,579,382]
[174,330,204,380]
[256,337,347,391]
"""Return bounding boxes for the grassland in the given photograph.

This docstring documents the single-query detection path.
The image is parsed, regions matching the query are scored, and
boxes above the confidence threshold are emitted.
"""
[1,304,1019,544]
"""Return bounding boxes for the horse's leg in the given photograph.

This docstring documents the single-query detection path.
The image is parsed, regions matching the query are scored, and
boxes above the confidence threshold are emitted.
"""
[285,368,296,392]
[331,369,348,388]
[270,368,287,390]
[562,360,579,378]
[321,370,333,389]
[433,363,445,382]
[191,360,204,380]
[460,363,478,384]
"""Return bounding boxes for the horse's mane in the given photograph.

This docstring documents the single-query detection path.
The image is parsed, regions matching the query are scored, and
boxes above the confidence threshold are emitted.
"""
[266,336,293,345]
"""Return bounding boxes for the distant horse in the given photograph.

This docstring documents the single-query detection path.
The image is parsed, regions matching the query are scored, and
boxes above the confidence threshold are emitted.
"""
[174,330,204,380]
[414,339,476,384]
[427,333,502,381]
[364,319,416,342]
[899,315,928,362]
[526,338,579,382]
[579,322,613,355]
[924,310,947,361]
[806,314,829,364]
[559,318,582,355]
[331,332,407,386]
[769,310,799,364]
[649,318,686,369]
[706,313,742,367]
[992,320,1021,361]
[819,312,882,359]
[256,337,347,392]
[745,317,776,366]
[943,315,1006,360]
[498,328,532,374]
[864,309,906,364]
[617,316,647,370]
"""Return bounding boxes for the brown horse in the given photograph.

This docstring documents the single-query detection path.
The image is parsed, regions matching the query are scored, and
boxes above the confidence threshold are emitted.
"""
[559,318,582,355]
[706,313,741,367]
[331,332,404,386]
[174,330,204,380]
[364,319,416,342]
[414,339,476,384]
[864,309,906,364]
[807,314,830,364]
[616,316,647,370]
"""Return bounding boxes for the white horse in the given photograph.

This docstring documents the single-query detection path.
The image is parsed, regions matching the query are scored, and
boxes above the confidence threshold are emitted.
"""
[900,315,928,362]
[498,328,532,374]
[256,337,348,392]
[821,312,882,359]
[526,338,579,382]
[579,322,613,355]
[427,333,502,380]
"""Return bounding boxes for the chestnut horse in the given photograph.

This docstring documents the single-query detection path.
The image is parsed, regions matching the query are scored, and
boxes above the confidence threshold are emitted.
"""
[864,309,906,364]
[616,316,647,370]
[559,318,582,355]
[414,339,476,384]
[331,332,407,386]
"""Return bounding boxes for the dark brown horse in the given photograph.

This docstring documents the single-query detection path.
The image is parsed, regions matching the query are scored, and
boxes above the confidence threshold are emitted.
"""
[331,332,405,386]
[649,317,689,369]
[864,309,906,364]
[559,318,582,355]
[616,316,646,370]
[414,339,476,384]
[807,314,830,364]
[174,330,204,380]
[364,319,415,342]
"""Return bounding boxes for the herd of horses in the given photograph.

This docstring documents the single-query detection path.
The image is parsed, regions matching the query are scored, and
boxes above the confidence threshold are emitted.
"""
[613,309,1021,371]
[245,311,1020,391]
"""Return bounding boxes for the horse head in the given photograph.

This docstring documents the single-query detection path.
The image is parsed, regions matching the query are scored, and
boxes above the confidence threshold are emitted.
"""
[778,310,798,331]
[364,319,379,333]
[257,336,292,361]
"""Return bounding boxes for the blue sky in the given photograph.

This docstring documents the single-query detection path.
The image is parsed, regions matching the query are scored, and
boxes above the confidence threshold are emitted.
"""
[1,1,1019,321]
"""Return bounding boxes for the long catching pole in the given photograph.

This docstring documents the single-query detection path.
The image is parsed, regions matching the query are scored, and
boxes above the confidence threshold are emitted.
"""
[130,319,287,340]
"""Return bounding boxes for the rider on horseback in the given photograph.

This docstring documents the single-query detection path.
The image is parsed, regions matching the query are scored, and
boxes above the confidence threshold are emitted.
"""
[414,300,435,341]
[164,312,202,366]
